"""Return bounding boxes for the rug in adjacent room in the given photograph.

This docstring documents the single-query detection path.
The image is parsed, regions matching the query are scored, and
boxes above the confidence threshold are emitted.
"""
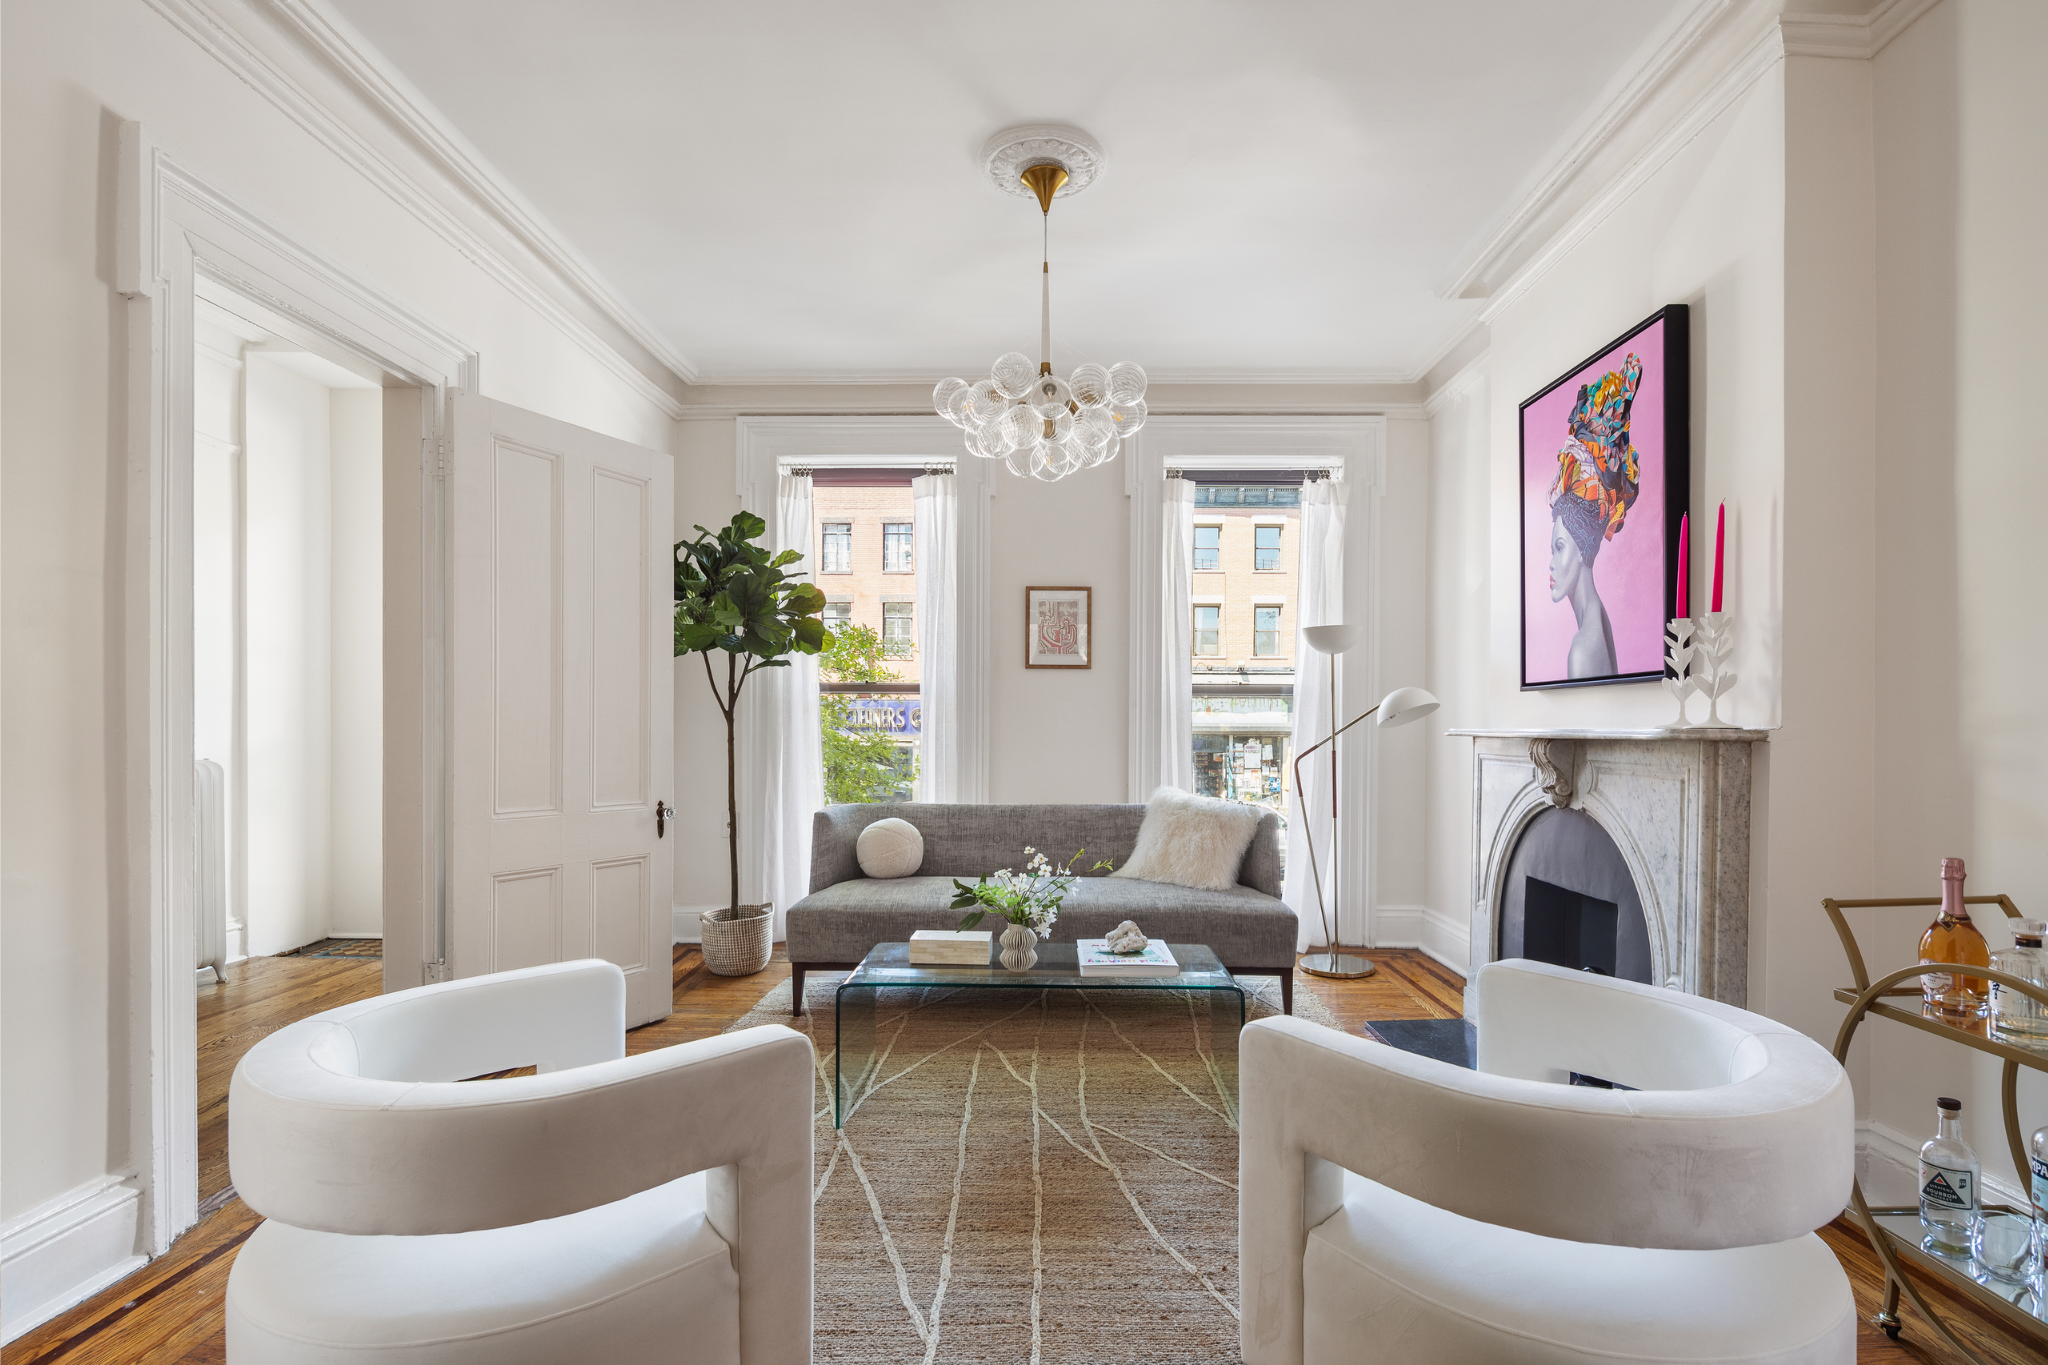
[725,976,1337,1365]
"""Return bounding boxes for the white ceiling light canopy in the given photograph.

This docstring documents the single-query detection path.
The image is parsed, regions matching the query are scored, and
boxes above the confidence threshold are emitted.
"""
[935,123,1146,482]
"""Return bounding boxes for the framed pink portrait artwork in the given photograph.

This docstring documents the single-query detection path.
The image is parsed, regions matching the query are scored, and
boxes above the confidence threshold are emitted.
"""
[1519,305,1689,690]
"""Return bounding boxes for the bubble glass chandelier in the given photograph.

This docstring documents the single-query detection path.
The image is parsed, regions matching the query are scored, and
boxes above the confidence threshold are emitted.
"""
[934,153,1147,482]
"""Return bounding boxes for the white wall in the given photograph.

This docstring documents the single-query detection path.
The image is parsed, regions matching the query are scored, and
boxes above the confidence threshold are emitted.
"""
[1860,0,2048,1199]
[1,0,678,1323]
[1418,1,2048,1201]
[665,403,1435,939]
[244,355,336,955]
[1421,59,1790,986]
[328,388,384,938]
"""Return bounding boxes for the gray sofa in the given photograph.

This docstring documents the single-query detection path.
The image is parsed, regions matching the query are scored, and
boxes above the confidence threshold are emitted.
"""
[785,803,1298,1014]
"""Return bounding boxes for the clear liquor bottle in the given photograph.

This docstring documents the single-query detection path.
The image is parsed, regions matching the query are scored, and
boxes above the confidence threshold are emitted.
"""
[2032,1125,2048,1271]
[1990,918,2048,1041]
[1919,1096,1980,1257]
[1920,857,1990,1020]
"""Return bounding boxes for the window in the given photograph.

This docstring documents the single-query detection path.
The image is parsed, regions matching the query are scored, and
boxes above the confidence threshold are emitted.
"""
[1196,484,1301,508]
[883,522,913,573]
[1193,524,1221,572]
[1254,605,1282,656]
[823,599,851,629]
[821,522,851,574]
[882,601,915,656]
[1193,604,1221,656]
[1255,524,1283,571]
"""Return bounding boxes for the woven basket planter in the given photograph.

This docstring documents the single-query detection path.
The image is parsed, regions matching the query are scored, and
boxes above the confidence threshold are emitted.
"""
[700,903,773,977]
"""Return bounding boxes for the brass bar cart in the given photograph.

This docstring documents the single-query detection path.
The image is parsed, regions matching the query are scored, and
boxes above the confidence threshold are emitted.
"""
[1824,893,2048,1361]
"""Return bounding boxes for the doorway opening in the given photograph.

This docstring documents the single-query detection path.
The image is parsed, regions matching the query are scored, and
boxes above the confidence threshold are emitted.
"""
[191,290,413,1204]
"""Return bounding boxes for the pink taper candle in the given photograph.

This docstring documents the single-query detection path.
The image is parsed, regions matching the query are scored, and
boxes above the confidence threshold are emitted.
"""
[1710,502,1725,613]
[1675,512,1689,619]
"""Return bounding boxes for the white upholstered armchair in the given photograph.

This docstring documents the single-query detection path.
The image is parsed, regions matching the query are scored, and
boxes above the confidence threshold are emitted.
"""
[226,960,813,1364]
[1241,958,1856,1365]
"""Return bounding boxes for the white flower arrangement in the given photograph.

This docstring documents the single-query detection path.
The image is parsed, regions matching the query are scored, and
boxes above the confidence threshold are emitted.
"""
[952,846,1111,937]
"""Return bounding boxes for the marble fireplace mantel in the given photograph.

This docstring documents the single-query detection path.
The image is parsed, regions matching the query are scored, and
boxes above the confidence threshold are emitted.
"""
[1447,728,1768,1015]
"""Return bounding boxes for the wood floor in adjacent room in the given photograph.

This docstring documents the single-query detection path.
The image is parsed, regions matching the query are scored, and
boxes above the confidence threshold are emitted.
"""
[4,949,2034,1364]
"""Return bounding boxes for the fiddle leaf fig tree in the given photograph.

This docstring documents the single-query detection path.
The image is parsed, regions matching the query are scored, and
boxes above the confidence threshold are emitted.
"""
[675,512,828,913]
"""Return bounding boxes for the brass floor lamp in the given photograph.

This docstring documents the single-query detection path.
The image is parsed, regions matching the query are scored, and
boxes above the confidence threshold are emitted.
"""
[1295,624,1439,980]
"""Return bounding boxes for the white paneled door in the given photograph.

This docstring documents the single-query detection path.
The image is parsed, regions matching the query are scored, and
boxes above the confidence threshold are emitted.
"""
[449,393,675,1025]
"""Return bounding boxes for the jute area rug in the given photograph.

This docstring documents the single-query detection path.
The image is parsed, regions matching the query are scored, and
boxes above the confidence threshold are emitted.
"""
[725,974,1340,1364]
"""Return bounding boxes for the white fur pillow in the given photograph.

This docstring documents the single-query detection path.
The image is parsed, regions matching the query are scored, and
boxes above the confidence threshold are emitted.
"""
[1110,787,1262,893]
[856,817,924,879]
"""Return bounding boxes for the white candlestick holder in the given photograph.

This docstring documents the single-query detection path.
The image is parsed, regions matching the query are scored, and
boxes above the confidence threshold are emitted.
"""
[1661,618,1698,729]
[1691,610,1738,727]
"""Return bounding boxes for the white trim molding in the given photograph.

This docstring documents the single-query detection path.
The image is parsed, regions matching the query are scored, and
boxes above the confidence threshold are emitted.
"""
[1371,904,1472,975]
[1780,0,1943,59]
[731,418,992,809]
[141,0,687,416]
[0,1180,146,1343]
[116,120,476,1286]
[1859,1118,2027,1210]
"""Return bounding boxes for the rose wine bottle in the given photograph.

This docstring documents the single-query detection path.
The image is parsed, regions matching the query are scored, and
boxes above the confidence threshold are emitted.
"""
[1919,857,1989,1019]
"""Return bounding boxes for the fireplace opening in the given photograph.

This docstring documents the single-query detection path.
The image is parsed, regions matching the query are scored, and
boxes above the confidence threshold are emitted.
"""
[1524,877,1618,975]
[1498,807,1652,984]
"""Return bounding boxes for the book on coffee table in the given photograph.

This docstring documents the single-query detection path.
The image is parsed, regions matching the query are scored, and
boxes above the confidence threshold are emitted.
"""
[908,930,993,965]
[1076,939,1180,977]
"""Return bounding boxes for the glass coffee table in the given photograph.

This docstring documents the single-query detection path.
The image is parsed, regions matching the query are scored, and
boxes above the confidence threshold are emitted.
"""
[833,941,1246,1127]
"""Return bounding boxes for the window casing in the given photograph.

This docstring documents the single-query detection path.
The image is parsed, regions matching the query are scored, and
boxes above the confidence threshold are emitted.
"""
[882,601,915,655]
[1193,524,1221,572]
[821,522,852,574]
[1254,605,1282,656]
[1254,524,1283,571]
[883,522,913,574]
[1193,604,1221,657]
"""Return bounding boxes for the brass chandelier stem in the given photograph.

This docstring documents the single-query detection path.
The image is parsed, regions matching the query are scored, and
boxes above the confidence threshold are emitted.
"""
[1020,162,1068,373]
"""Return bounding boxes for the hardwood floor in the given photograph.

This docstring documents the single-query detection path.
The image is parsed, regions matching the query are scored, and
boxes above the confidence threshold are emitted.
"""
[197,956,384,1201]
[6,946,2036,1363]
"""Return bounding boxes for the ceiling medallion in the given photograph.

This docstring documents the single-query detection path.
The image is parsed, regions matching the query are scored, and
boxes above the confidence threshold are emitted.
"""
[936,124,1146,482]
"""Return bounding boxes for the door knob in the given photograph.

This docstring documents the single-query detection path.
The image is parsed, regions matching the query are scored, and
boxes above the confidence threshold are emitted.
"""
[657,801,675,838]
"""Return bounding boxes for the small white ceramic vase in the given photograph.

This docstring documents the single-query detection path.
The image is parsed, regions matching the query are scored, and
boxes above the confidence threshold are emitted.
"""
[999,923,1038,971]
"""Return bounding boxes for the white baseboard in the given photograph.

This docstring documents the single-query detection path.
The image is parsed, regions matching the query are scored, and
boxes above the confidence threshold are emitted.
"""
[1,1176,146,1344]
[1859,1117,2026,1209]
[672,904,725,944]
[1372,904,1470,977]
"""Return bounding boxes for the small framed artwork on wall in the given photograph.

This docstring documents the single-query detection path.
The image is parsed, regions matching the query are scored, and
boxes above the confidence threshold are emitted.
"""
[1519,303,1689,690]
[1024,587,1091,669]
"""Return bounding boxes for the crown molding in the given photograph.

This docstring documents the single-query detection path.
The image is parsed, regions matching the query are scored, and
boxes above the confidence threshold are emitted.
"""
[265,0,699,384]
[1780,0,1941,58]
[1445,0,1935,313]
[1436,0,1735,303]
[1422,352,1490,419]
[690,365,1421,387]
[1476,6,1786,324]
[142,0,688,418]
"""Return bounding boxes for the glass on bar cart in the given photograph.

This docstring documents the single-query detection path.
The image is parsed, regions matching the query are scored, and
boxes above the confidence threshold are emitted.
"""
[1991,918,2048,1043]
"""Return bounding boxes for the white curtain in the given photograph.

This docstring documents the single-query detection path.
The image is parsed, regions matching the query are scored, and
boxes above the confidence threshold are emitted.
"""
[1284,477,1349,952]
[912,471,957,802]
[1159,477,1197,792]
[748,470,824,937]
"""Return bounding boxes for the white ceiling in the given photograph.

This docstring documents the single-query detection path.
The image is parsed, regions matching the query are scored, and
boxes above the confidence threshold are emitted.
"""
[327,0,1683,384]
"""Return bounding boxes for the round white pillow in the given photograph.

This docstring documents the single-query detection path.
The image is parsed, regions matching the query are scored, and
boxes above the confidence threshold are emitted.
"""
[856,817,924,879]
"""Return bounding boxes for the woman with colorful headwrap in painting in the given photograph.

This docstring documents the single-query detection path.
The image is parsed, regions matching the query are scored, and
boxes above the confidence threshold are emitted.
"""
[1547,354,1642,679]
